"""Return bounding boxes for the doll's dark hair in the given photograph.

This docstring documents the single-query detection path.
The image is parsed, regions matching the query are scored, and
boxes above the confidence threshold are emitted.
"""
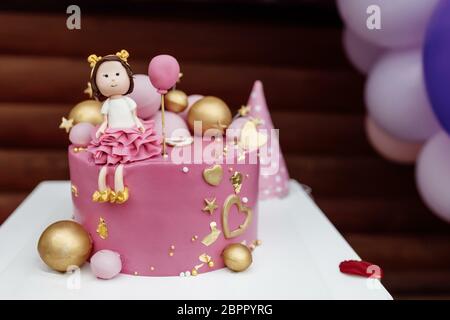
[90,55,134,100]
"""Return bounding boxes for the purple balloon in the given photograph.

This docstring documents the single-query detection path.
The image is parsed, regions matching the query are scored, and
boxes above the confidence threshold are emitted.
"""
[365,50,440,142]
[416,131,450,223]
[337,0,439,48]
[69,122,95,146]
[424,0,450,134]
[127,74,160,120]
[343,28,384,74]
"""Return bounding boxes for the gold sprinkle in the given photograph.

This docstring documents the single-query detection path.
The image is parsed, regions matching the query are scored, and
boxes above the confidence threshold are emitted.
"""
[71,184,79,197]
[169,252,174,257]
[73,147,86,153]
[230,171,243,194]
[191,235,198,242]
[245,174,250,178]
[208,261,214,268]
[255,239,262,246]
[134,271,139,276]
[191,269,198,276]
[150,266,155,271]
[202,198,218,215]
[96,217,108,240]
[228,167,234,172]
[170,245,175,250]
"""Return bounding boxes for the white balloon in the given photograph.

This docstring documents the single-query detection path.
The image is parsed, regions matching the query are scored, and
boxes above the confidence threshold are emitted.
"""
[342,28,384,74]
[337,0,439,49]
[365,50,440,142]
[416,131,450,223]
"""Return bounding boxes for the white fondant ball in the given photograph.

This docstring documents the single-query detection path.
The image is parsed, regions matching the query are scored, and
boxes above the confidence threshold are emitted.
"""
[90,250,122,280]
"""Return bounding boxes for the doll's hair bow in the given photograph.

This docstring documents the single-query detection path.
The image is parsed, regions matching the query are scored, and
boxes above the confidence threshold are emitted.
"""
[115,49,129,63]
[87,54,102,68]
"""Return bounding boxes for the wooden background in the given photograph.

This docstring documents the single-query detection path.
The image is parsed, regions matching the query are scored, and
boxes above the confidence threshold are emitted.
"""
[0,0,449,299]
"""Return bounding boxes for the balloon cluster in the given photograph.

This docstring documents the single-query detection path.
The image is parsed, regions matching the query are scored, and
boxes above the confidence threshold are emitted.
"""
[338,0,450,223]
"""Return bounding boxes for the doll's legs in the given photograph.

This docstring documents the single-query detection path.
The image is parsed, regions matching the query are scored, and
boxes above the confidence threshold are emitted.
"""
[92,166,110,203]
[111,164,129,204]
[98,166,108,191]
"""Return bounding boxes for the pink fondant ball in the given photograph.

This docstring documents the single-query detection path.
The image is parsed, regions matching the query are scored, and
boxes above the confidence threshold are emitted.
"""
[180,94,204,120]
[365,116,422,164]
[148,55,180,93]
[151,111,191,140]
[69,122,95,147]
[90,250,122,280]
[127,74,161,120]
[226,117,249,141]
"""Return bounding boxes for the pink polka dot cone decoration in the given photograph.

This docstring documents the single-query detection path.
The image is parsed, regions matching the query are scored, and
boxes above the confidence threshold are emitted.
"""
[247,81,290,200]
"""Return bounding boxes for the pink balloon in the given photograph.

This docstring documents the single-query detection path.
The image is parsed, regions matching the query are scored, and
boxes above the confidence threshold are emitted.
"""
[337,0,439,49]
[365,50,440,142]
[90,250,122,280]
[416,131,450,223]
[226,117,249,141]
[148,55,180,94]
[180,94,204,120]
[343,29,384,74]
[127,74,160,120]
[151,111,190,139]
[69,122,95,147]
[365,116,422,164]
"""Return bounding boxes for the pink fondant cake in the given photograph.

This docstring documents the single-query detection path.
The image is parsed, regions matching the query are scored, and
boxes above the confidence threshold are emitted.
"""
[69,139,259,276]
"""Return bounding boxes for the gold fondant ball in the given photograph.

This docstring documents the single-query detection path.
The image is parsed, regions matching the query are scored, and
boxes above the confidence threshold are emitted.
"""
[68,99,103,125]
[165,90,188,113]
[222,243,252,272]
[187,96,232,135]
[37,220,92,272]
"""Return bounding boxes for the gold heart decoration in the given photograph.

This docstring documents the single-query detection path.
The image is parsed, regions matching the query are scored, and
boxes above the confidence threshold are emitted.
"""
[222,194,253,239]
[238,120,268,151]
[203,164,223,186]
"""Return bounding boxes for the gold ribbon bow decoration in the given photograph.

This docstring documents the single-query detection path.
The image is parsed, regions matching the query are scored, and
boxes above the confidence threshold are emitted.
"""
[115,49,129,63]
[87,54,102,68]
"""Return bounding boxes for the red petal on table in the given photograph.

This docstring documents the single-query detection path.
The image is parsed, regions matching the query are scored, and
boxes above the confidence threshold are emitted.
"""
[339,260,384,279]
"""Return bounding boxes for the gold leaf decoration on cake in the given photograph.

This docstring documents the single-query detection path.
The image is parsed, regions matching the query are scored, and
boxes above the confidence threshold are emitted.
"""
[96,217,108,240]
[203,164,223,186]
[230,171,243,194]
[71,184,79,197]
[222,194,252,239]
[202,198,218,215]
[201,221,221,246]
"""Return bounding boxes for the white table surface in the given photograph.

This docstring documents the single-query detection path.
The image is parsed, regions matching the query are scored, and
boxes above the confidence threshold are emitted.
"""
[0,180,392,300]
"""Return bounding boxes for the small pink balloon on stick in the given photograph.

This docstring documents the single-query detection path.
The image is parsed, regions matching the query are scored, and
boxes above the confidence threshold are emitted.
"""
[148,55,180,157]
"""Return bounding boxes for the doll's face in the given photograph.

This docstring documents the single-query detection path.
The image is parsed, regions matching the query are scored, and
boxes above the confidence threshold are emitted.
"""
[95,61,130,97]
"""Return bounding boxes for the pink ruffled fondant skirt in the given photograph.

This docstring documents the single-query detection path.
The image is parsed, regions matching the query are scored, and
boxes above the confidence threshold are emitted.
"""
[87,120,162,165]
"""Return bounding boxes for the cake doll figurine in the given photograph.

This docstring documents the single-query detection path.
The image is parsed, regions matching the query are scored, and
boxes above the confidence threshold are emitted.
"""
[87,50,162,204]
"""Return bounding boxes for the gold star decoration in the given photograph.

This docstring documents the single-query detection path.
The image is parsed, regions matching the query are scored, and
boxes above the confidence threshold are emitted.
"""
[177,72,183,83]
[202,198,218,215]
[59,117,74,133]
[238,105,251,117]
